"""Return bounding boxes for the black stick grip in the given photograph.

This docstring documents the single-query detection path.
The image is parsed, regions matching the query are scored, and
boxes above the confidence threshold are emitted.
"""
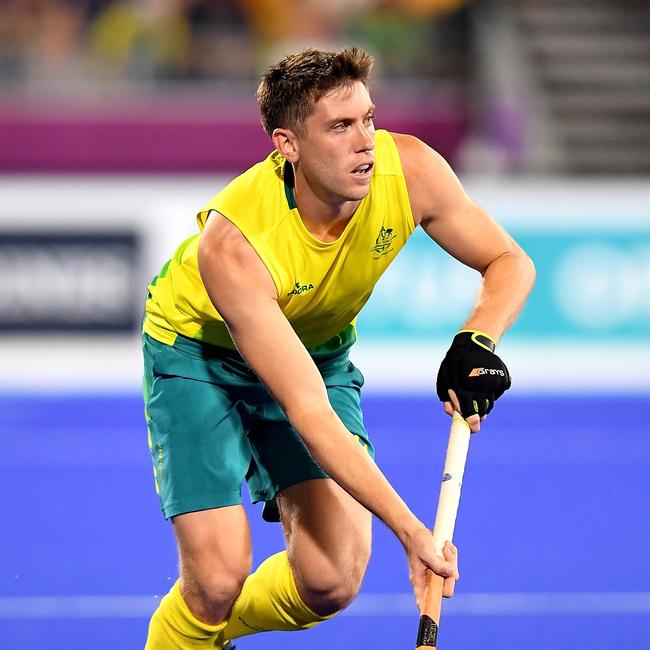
[416,614,438,647]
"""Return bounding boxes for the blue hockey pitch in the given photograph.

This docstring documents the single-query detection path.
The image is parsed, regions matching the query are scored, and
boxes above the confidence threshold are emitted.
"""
[1,394,649,649]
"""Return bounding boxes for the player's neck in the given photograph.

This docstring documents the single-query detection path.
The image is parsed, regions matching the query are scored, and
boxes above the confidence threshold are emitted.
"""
[292,173,359,243]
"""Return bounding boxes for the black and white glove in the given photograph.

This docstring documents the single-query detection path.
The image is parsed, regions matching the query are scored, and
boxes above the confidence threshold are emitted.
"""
[436,330,511,419]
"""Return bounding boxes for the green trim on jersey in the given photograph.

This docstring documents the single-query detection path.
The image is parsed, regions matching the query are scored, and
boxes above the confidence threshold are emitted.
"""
[283,163,297,210]
[307,323,356,360]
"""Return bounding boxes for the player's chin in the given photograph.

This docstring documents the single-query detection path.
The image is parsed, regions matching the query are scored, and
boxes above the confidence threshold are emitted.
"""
[344,181,372,201]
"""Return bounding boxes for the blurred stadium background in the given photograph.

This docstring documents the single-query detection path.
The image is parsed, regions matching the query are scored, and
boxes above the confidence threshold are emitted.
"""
[1,0,649,648]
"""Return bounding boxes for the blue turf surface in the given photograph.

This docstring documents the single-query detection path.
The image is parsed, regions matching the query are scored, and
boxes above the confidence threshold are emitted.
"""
[1,394,649,649]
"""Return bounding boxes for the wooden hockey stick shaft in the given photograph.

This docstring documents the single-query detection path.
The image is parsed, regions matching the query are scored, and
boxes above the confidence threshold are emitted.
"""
[415,411,472,649]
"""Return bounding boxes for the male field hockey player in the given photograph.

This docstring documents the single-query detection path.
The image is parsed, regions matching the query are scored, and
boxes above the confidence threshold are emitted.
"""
[141,46,535,648]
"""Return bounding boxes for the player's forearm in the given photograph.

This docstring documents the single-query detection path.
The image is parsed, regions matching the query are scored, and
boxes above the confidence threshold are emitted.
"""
[463,248,535,342]
[226,313,425,543]
[290,407,426,546]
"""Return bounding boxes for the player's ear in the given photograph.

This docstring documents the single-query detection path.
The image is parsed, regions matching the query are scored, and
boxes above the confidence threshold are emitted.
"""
[273,128,299,162]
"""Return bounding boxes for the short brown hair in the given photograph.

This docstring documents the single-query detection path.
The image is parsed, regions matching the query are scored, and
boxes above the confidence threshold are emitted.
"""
[257,47,374,136]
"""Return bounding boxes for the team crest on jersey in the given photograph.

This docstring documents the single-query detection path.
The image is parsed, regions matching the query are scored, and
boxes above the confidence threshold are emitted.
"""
[370,226,396,259]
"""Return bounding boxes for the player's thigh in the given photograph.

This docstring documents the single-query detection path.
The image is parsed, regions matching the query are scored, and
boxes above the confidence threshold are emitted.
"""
[144,351,253,518]
[278,478,372,588]
[173,505,253,592]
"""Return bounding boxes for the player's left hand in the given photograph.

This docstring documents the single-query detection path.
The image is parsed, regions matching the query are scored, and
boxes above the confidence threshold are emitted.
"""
[436,330,511,432]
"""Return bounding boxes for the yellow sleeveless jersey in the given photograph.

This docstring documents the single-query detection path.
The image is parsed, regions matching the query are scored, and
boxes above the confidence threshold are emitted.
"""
[143,129,415,351]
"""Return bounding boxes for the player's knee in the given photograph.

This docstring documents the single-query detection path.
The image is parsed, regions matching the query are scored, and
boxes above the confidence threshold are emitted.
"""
[300,571,361,616]
[183,562,250,620]
[299,549,370,616]
[206,569,248,605]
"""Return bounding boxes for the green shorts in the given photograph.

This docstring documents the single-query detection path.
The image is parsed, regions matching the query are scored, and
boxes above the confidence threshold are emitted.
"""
[142,331,374,521]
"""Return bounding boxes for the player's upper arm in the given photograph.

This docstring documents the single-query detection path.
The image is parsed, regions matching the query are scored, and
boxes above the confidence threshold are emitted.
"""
[198,210,278,321]
[197,212,331,418]
[393,132,524,274]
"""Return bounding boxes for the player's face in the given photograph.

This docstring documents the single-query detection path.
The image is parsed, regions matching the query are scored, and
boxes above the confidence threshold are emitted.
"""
[296,81,376,204]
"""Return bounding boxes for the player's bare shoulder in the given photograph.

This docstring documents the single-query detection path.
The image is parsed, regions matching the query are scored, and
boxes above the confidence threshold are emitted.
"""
[200,211,251,267]
[391,132,468,226]
[198,212,278,308]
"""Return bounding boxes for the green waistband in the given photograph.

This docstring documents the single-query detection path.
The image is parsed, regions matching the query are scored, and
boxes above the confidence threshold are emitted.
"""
[306,323,357,361]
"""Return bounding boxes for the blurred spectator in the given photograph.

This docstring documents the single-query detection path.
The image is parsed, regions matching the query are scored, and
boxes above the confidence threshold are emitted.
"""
[0,0,86,82]
[88,0,191,80]
[0,0,473,85]
[184,0,253,79]
[345,0,471,81]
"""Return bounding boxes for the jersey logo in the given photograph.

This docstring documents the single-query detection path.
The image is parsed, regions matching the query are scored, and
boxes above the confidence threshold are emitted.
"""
[370,226,396,258]
[287,281,315,296]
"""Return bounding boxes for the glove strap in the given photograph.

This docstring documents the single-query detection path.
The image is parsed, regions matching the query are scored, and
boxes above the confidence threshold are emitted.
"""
[457,329,497,353]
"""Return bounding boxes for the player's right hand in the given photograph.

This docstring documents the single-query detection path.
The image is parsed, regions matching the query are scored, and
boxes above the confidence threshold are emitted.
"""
[404,526,459,609]
[436,330,511,432]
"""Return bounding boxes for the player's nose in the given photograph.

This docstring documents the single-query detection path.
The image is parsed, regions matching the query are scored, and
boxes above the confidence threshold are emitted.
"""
[355,123,375,153]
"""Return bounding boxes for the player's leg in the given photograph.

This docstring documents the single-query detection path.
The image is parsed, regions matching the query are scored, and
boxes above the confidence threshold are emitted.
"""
[173,506,252,623]
[147,506,252,648]
[278,351,372,615]
[279,477,372,615]
[142,333,255,648]
[220,479,371,642]
[221,348,374,640]
[219,471,372,642]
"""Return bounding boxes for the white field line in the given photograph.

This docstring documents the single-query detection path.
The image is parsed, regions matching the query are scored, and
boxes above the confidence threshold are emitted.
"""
[0,592,649,619]
[344,592,650,616]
